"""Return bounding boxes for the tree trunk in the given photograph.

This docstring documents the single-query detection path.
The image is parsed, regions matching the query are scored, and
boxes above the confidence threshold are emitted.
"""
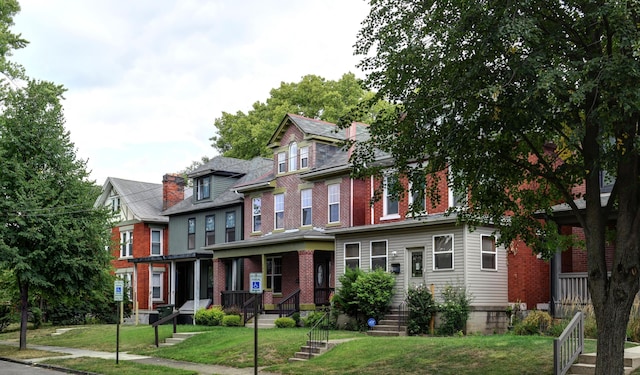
[594,290,632,375]
[18,280,28,350]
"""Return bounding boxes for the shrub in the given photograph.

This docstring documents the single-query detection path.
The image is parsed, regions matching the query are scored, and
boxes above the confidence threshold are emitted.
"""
[291,312,301,326]
[437,283,472,336]
[29,307,43,329]
[303,311,327,327]
[223,306,242,316]
[0,304,13,333]
[513,310,553,335]
[274,317,296,328]
[353,268,395,323]
[194,306,225,326]
[333,267,364,319]
[222,314,242,327]
[406,285,437,335]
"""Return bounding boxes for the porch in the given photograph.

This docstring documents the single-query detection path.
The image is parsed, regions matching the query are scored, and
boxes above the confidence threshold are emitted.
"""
[553,272,591,317]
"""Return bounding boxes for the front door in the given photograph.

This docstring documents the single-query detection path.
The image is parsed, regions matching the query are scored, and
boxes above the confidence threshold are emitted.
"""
[314,252,332,305]
[407,247,425,288]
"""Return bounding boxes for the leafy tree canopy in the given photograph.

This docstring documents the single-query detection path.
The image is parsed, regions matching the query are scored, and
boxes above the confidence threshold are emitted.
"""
[211,73,377,159]
[348,1,640,373]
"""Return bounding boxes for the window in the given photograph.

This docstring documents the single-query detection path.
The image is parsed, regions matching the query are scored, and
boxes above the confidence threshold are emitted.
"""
[274,193,284,229]
[409,177,426,213]
[120,230,133,257]
[433,234,454,270]
[383,175,399,217]
[187,218,196,249]
[225,212,236,242]
[196,176,210,200]
[118,272,132,300]
[150,229,162,255]
[448,165,465,207]
[328,184,340,223]
[111,197,120,212]
[266,257,282,293]
[481,235,497,270]
[371,241,388,271]
[277,152,286,173]
[409,248,424,277]
[252,198,261,232]
[152,272,163,300]
[600,170,615,193]
[345,243,360,270]
[300,146,309,168]
[301,189,312,226]
[289,142,298,171]
[205,215,215,246]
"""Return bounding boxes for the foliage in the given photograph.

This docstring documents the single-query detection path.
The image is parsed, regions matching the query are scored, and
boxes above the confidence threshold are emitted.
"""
[222,314,242,327]
[332,267,365,320]
[291,312,301,326]
[0,304,13,333]
[406,285,437,335]
[211,73,385,159]
[353,268,395,323]
[347,1,640,371]
[437,284,472,336]
[194,307,225,326]
[274,317,296,328]
[513,310,553,336]
[302,311,327,328]
[223,305,242,316]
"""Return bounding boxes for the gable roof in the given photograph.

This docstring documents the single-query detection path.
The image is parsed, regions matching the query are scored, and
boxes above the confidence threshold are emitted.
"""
[95,177,167,223]
[188,156,256,179]
[268,114,346,147]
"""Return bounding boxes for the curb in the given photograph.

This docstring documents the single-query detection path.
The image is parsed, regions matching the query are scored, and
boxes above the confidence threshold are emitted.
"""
[0,356,99,375]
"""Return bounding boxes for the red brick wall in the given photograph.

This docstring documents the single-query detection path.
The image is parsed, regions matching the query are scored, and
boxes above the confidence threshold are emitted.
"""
[297,250,314,305]
[213,258,225,306]
[507,240,550,309]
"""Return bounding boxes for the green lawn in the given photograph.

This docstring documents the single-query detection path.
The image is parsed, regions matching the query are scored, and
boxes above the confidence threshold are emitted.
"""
[2,324,636,375]
[41,357,197,375]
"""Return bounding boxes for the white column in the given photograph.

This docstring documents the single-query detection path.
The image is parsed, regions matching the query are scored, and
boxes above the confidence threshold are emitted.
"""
[170,261,176,305]
[193,258,201,325]
[133,263,139,324]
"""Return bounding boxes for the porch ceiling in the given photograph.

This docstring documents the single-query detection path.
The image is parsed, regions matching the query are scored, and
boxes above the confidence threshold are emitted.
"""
[128,251,213,264]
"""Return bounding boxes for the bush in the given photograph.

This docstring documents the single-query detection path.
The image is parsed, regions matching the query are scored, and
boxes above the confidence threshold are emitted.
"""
[333,267,365,319]
[194,306,225,326]
[353,268,395,323]
[274,317,296,328]
[223,306,242,316]
[292,312,301,326]
[629,317,640,342]
[29,307,43,329]
[0,304,13,333]
[438,283,472,335]
[222,314,242,327]
[513,310,553,335]
[303,311,327,327]
[406,285,437,335]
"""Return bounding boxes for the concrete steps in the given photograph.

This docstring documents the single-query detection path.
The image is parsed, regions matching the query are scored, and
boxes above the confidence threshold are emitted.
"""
[158,331,203,347]
[367,311,407,337]
[245,313,280,329]
[288,340,335,362]
[567,350,640,375]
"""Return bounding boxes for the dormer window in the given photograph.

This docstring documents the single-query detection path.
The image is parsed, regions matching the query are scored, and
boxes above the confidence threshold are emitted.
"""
[289,142,298,171]
[111,197,120,212]
[300,146,309,169]
[196,176,210,201]
[277,152,286,174]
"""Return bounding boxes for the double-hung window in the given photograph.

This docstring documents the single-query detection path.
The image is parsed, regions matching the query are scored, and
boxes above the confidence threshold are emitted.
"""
[205,215,215,246]
[409,176,426,213]
[225,212,236,242]
[370,240,388,271]
[150,229,162,256]
[289,142,298,171]
[300,146,309,168]
[277,152,286,173]
[151,272,163,301]
[196,176,210,201]
[301,189,312,226]
[433,234,454,270]
[345,243,360,270]
[187,218,196,249]
[481,235,497,270]
[328,184,340,223]
[266,256,282,293]
[383,175,399,217]
[252,198,262,232]
[120,230,133,258]
[274,193,284,229]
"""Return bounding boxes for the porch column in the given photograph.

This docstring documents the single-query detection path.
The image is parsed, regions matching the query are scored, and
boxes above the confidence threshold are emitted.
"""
[170,260,176,306]
[193,258,201,325]
[298,250,315,309]
[550,250,562,317]
[133,263,138,325]
[213,258,225,306]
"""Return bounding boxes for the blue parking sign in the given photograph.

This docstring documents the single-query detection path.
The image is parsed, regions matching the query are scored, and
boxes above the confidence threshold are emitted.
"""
[250,273,262,294]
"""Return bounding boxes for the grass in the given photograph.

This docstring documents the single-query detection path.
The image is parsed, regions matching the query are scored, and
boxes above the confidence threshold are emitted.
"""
[0,345,65,359]
[41,357,197,375]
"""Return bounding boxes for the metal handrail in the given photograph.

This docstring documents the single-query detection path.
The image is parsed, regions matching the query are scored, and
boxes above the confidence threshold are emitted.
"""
[554,311,584,375]
[278,289,301,317]
[397,302,407,332]
[307,312,329,358]
[242,294,262,324]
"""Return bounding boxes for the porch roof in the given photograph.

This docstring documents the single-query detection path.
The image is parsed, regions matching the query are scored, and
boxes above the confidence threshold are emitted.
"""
[325,214,460,235]
[127,251,213,264]
[204,228,335,259]
[541,194,614,226]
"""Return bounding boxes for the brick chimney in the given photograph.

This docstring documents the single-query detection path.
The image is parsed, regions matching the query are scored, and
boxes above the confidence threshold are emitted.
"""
[163,173,185,210]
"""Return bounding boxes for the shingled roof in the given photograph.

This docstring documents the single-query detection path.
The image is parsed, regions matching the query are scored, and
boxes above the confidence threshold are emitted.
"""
[95,177,167,223]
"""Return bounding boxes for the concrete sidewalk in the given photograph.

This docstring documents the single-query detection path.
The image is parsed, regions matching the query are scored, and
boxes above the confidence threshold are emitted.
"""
[0,340,280,375]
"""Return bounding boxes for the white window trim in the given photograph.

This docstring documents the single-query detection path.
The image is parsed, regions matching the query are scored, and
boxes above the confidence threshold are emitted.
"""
[120,230,133,258]
[301,189,312,227]
[151,270,164,302]
[382,175,400,220]
[408,180,427,215]
[196,176,210,201]
[481,234,498,271]
[150,228,163,256]
[116,270,133,300]
[328,183,340,223]
[370,240,388,271]
[274,193,284,229]
[344,242,361,270]
[289,142,298,171]
[300,146,309,169]
[433,234,454,271]
[277,152,286,174]
[252,197,262,233]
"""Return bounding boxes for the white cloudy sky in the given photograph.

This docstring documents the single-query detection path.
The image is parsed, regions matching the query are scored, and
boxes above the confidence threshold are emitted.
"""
[10,0,371,185]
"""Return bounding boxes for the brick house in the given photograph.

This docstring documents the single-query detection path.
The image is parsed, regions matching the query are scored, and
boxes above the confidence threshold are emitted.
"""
[204,114,369,312]
[95,177,172,323]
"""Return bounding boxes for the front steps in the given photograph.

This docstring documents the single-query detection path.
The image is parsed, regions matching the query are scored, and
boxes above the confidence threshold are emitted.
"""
[367,309,407,337]
[158,331,203,347]
[245,313,280,329]
[288,340,335,362]
[568,349,640,374]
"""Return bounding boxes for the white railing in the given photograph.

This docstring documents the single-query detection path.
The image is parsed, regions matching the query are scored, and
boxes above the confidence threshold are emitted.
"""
[558,273,590,302]
[554,311,584,375]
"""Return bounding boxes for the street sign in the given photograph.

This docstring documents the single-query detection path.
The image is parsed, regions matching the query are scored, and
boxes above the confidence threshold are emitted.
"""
[250,273,262,294]
[114,280,124,302]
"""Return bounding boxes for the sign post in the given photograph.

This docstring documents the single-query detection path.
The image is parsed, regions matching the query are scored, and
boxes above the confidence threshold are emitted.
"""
[249,273,262,375]
[114,280,124,364]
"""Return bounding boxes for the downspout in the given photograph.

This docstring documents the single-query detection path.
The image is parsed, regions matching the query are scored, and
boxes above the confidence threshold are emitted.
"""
[350,178,353,226]
[370,176,375,224]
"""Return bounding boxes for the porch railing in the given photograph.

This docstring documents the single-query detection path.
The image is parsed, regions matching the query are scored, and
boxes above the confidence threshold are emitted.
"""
[397,301,408,332]
[314,287,334,306]
[553,311,584,375]
[221,290,254,309]
[242,294,263,324]
[307,311,329,358]
[278,289,300,317]
[558,273,590,302]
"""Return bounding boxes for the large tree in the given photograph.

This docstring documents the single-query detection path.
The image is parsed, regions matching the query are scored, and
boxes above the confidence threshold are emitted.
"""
[211,73,376,159]
[348,2,640,374]
[0,79,113,349]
